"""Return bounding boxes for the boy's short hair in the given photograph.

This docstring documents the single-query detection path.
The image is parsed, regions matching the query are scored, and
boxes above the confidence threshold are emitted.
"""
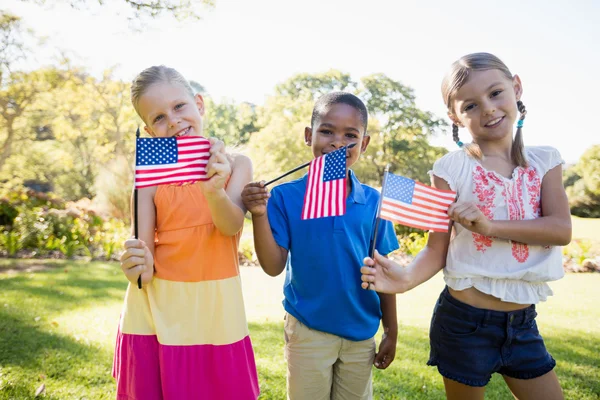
[311,92,368,134]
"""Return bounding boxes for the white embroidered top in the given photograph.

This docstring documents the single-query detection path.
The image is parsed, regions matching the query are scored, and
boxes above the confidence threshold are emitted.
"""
[429,146,565,304]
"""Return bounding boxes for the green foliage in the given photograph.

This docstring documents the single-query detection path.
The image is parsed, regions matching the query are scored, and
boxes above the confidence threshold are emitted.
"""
[398,232,429,257]
[247,70,447,186]
[564,145,600,217]
[93,156,134,224]
[204,97,259,146]
[0,198,18,226]
[0,187,128,260]
[0,230,22,256]
[239,235,257,265]
[563,239,597,265]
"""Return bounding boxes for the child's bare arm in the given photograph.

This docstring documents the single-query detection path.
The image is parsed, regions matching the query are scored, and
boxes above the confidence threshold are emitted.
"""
[361,175,451,293]
[242,182,288,277]
[203,142,250,236]
[120,186,156,286]
[375,290,397,369]
[456,164,571,245]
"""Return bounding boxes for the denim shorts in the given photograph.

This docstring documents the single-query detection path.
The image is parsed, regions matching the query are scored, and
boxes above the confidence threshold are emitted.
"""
[427,287,556,387]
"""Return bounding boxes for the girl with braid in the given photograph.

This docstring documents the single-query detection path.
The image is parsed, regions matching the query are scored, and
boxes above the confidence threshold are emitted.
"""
[360,53,571,400]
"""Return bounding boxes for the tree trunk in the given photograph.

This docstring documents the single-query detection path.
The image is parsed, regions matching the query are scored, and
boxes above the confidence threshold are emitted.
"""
[0,123,14,170]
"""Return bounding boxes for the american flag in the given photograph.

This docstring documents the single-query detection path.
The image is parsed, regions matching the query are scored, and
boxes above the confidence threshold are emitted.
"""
[134,136,211,189]
[301,146,347,220]
[380,172,456,232]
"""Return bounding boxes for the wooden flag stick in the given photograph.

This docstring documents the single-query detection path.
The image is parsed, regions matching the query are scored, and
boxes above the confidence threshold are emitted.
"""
[366,164,390,290]
[264,143,356,187]
[134,127,142,289]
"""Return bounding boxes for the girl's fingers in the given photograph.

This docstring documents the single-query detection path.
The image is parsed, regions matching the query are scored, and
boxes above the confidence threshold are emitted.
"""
[361,282,370,290]
[208,138,225,153]
[464,210,480,221]
[214,152,229,164]
[360,266,375,275]
[122,256,146,271]
[211,163,231,176]
[123,238,144,250]
[362,257,375,266]
[125,265,144,282]
[361,274,375,283]
[121,248,146,261]
[373,250,393,271]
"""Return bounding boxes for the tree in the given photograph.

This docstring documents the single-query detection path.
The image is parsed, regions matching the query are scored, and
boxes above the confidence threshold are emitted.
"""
[0,12,27,86]
[565,145,600,218]
[247,70,447,187]
[203,98,258,146]
[0,68,65,170]
[19,0,214,22]
[358,73,447,184]
[247,71,355,183]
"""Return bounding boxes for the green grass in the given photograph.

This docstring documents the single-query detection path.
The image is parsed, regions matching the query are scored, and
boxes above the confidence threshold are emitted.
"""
[1,259,599,399]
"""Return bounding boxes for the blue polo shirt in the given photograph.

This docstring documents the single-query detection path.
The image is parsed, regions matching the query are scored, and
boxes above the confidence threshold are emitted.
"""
[267,170,399,341]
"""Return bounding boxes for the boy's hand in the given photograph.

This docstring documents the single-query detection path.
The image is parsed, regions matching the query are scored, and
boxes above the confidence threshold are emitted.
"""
[360,250,408,294]
[374,328,397,369]
[242,181,270,217]
[120,239,154,286]
[447,201,492,236]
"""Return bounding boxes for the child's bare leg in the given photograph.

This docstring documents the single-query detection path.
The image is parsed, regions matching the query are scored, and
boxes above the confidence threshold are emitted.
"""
[443,378,485,400]
[503,371,563,400]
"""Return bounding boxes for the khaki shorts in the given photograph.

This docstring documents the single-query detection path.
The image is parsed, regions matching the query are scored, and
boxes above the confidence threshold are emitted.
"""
[284,313,376,400]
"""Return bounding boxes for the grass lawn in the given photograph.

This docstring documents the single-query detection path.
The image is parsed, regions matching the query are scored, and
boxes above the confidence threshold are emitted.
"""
[0,259,599,400]
[571,216,600,241]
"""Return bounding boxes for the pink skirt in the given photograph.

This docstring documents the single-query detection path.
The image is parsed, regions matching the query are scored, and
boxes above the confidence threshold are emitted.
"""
[112,277,260,399]
[113,332,259,400]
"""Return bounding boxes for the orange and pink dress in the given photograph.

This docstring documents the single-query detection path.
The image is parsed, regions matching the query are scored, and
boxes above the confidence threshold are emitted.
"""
[112,183,259,400]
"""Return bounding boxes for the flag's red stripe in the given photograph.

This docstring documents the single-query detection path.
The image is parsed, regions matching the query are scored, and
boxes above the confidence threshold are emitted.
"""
[320,178,327,218]
[302,158,317,220]
[136,162,208,175]
[312,157,323,219]
[381,203,450,225]
[341,177,346,215]
[177,150,210,157]
[176,137,210,145]
[301,153,346,220]
[323,179,330,217]
[412,193,454,208]
[384,197,449,216]
[382,199,450,221]
[414,186,456,204]
[415,181,457,196]
[135,176,208,189]
[135,170,207,183]
[380,214,449,233]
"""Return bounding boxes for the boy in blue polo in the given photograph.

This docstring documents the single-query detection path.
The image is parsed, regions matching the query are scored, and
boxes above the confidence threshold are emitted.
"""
[241,92,399,400]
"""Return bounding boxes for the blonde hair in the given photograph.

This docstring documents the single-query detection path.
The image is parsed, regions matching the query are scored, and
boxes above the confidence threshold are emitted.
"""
[441,53,528,167]
[130,65,195,117]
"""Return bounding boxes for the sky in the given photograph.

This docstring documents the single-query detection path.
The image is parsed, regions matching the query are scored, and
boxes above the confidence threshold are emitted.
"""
[5,0,600,163]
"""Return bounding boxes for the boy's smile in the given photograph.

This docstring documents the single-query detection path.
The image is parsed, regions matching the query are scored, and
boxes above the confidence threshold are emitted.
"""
[304,103,370,170]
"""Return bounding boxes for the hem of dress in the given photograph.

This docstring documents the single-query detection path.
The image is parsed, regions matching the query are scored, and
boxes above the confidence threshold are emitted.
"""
[501,358,556,380]
[427,360,490,387]
[445,276,554,305]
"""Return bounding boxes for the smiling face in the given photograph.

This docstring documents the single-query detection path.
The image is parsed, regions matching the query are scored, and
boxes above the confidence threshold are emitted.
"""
[449,69,522,145]
[137,81,205,138]
[304,103,370,169]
